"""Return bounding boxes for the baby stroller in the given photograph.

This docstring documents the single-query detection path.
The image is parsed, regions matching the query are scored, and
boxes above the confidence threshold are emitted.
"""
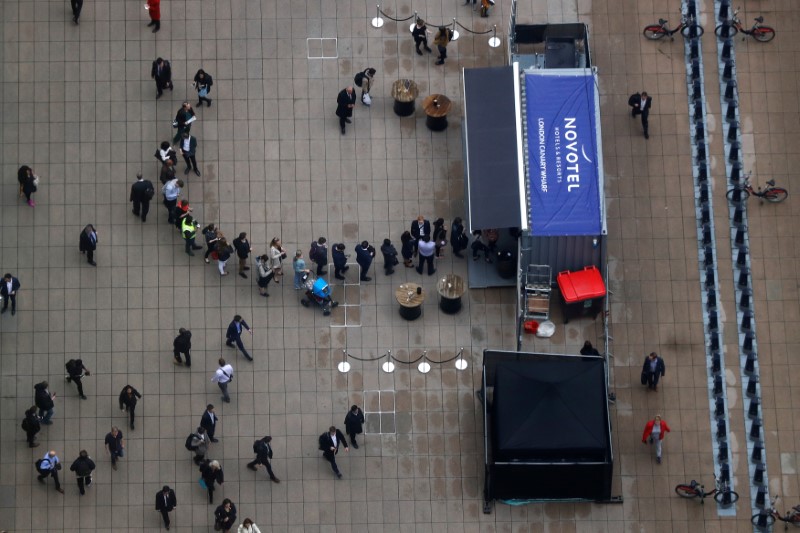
[300,273,339,316]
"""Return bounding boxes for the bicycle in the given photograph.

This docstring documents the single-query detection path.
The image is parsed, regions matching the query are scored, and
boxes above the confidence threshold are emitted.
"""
[643,14,704,40]
[715,9,775,42]
[675,477,739,505]
[751,495,800,529]
[726,173,788,203]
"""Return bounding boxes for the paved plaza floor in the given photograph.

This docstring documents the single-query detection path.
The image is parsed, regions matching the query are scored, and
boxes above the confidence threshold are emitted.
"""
[1,0,799,530]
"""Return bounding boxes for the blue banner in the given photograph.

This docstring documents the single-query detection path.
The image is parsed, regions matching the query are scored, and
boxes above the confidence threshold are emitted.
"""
[526,72,601,236]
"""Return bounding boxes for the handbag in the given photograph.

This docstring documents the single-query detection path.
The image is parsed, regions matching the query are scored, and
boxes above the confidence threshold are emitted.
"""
[362,93,372,106]
[32,175,40,187]
[640,371,648,385]
[198,477,208,490]
[199,87,209,97]
[171,120,179,128]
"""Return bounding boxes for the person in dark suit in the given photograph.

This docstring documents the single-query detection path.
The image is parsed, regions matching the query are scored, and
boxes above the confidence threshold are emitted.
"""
[70,0,83,24]
[178,131,200,176]
[200,404,219,442]
[628,91,652,139]
[450,217,467,258]
[173,328,192,366]
[410,216,430,256]
[246,436,280,483]
[311,237,328,276]
[336,86,357,135]
[380,239,398,276]
[130,173,154,222]
[151,57,172,98]
[22,406,41,447]
[79,224,98,266]
[355,241,375,282]
[344,405,365,449]
[69,450,95,495]
[642,351,666,391]
[193,69,214,107]
[119,385,142,430]
[233,233,252,279]
[155,485,177,530]
[1,273,21,315]
[65,358,90,399]
[225,315,253,361]
[319,426,349,478]
[332,243,350,280]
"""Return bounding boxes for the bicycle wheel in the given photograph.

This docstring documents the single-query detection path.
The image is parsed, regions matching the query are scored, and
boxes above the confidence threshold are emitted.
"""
[763,187,788,203]
[682,24,705,38]
[675,485,699,499]
[715,24,739,38]
[727,187,751,201]
[751,512,776,527]
[715,489,740,504]
[643,25,667,40]
[752,26,776,42]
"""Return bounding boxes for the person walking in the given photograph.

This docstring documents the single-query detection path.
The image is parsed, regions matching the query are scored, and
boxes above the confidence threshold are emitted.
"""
[193,69,214,107]
[432,218,447,258]
[36,450,64,493]
[189,426,211,465]
[344,405,365,449]
[354,67,376,105]
[173,328,192,366]
[155,485,177,530]
[416,235,436,276]
[203,224,222,263]
[1,273,21,315]
[173,102,197,144]
[310,237,328,276]
[119,385,142,430]
[400,231,415,267]
[450,217,467,258]
[161,178,184,225]
[34,381,56,425]
[335,86,357,135]
[238,518,262,533]
[130,173,155,222]
[22,406,41,448]
[642,415,671,464]
[211,358,234,403]
[145,0,161,32]
[105,426,125,470]
[412,18,433,55]
[628,91,652,139]
[200,404,219,442]
[216,238,233,276]
[268,237,287,283]
[65,358,90,399]
[246,436,280,483]
[355,241,375,282]
[178,131,201,176]
[332,243,350,280]
[159,159,176,185]
[200,460,225,504]
[70,0,83,24]
[255,254,274,297]
[79,224,98,266]
[151,57,171,97]
[233,232,252,279]
[69,450,95,496]
[292,251,309,290]
[17,165,38,207]
[181,215,203,256]
[642,351,666,391]
[380,239,398,275]
[226,315,253,360]
[319,426,349,479]
[214,498,236,531]
[433,26,454,65]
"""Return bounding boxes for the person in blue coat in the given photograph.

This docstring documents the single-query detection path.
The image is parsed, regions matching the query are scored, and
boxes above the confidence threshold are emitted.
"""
[354,241,375,282]
[225,315,253,361]
[332,243,350,280]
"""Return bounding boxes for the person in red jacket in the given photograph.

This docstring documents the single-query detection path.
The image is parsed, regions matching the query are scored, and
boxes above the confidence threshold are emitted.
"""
[642,415,671,464]
[146,0,160,33]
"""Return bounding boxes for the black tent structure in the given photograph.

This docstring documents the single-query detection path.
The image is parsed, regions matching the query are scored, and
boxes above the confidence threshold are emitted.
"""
[481,350,614,510]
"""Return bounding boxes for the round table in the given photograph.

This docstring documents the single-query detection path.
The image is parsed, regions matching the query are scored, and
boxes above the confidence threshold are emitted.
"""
[391,79,419,117]
[396,282,424,320]
[437,274,465,314]
[423,94,452,131]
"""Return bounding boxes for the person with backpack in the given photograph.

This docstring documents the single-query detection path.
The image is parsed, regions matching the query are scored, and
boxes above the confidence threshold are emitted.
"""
[130,173,155,223]
[310,237,328,276]
[354,68,377,105]
[433,26,454,66]
[36,450,64,493]
[246,436,280,483]
[22,406,41,448]
[173,328,192,366]
[69,449,96,495]
[187,426,210,465]
[65,358,91,399]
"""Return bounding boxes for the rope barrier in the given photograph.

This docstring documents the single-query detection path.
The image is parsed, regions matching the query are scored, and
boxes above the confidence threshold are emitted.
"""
[454,20,493,34]
[342,350,389,362]
[341,348,466,366]
[374,4,494,36]
[389,352,426,365]
[377,7,416,22]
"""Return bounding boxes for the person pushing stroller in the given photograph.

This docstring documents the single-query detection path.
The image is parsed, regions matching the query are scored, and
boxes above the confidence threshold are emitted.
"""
[300,272,339,316]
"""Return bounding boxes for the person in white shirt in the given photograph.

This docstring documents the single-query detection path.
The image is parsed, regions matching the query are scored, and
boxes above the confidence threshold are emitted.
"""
[211,358,234,403]
[161,178,184,224]
[238,518,262,533]
[37,450,64,493]
[416,235,437,276]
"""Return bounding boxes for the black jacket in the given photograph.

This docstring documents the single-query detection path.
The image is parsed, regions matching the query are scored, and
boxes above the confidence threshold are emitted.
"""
[130,179,154,202]
[174,330,192,351]
[151,60,172,82]
[119,386,142,410]
[193,71,213,92]
[336,89,357,118]
[332,245,347,268]
[214,503,237,529]
[344,408,365,435]
[319,429,348,455]
[233,237,251,259]
[254,438,274,463]
[23,411,41,434]
[628,93,652,114]
[155,489,177,512]
[0,276,20,299]
[355,244,375,267]
[70,455,96,477]
[380,243,398,264]
[200,461,225,486]
[65,359,87,378]
[79,226,98,252]
[411,219,431,240]
[34,383,54,410]
[200,410,217,433]
[642,356,666,377]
